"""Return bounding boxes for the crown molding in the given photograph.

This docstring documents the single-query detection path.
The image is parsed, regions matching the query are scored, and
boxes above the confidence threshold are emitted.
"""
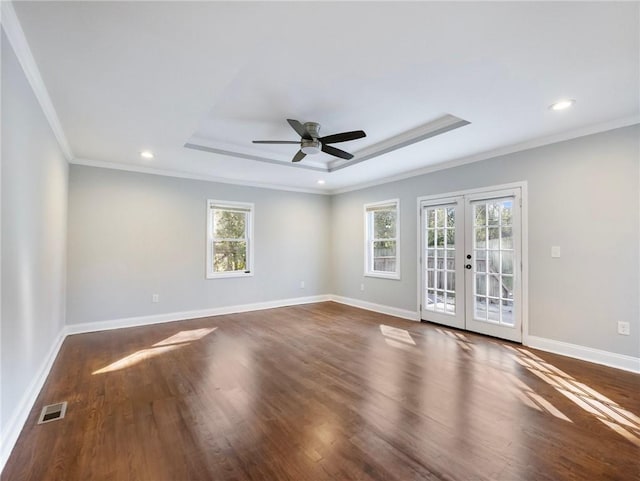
[1,1,73,161]
[329,115,640,195]
[70,158,330,195]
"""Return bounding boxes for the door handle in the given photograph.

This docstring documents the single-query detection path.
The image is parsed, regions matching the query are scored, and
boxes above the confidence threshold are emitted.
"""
[465,264,472,269]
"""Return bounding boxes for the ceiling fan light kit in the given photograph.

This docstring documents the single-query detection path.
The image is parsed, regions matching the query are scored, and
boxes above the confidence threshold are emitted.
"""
[253,119,366,163]
[300,139,321,156]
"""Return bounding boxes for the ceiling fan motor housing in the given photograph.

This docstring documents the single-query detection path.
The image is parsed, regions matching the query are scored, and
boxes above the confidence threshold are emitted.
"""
[303,122,321,138]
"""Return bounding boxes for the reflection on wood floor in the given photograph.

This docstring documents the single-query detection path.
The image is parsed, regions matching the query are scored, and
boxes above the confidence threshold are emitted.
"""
[4,302,639,480]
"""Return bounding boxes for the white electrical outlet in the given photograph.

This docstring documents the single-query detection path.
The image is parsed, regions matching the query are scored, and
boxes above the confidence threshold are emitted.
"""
[617,321,630,336]
[300,281,305,289]
[360,283,365,291]
[152,294,159,303]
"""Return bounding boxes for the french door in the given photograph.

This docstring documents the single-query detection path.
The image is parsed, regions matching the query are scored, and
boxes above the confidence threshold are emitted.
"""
[420,188,523,342]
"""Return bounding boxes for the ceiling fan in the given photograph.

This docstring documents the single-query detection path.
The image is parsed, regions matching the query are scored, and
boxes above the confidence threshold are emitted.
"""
[252,119,366,163]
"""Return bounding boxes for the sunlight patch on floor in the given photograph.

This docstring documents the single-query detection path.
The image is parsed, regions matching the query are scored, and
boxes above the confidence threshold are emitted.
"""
[502,371,572,422]
[508,346,640,446]
[92,327,217,374]
[435,327,474,352]
[92,345,182,374]
[380,324,416,347]
[154,327,217,346]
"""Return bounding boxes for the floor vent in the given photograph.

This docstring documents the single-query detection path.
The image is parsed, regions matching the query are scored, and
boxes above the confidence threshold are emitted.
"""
[37,402,67,424]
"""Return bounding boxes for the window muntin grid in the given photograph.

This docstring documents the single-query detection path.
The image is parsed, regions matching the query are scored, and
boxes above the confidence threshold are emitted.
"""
[424,205,456,315]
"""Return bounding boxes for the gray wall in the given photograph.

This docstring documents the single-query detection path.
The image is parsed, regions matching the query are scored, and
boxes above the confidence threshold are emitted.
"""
[331,126,639,357]
[67,126,639,359]
[1,31,68,431]
[67,165,331,324]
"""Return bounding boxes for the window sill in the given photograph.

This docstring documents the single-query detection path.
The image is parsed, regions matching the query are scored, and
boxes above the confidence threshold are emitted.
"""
[364,272,401,280]
[206,271,254,279]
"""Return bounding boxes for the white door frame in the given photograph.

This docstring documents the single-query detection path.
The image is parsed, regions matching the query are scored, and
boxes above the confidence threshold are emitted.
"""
[416,181,529,344]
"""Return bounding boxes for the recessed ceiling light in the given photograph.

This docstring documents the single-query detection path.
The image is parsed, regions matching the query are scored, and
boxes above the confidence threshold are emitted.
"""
[140,150,154,159]
[549,99,576,111]
[317,180,326,185]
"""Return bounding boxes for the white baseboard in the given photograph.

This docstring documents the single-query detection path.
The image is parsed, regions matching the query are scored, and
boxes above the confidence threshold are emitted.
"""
[0,328,66,472]
[65,295,331,335]
[329,295,419,322]
[526,335,640,374]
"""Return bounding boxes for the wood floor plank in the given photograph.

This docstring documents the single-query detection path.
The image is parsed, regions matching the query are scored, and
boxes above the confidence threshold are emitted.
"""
[3,302,639,480]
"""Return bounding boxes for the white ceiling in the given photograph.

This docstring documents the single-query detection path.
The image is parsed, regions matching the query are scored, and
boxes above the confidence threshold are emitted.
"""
[10,1,640,193]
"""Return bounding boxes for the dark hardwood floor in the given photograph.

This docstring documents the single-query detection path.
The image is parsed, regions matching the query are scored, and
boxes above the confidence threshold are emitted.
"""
[3,302,639,480]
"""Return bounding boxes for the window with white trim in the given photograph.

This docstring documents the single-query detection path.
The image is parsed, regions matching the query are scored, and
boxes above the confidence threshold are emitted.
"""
[206,200,254,278]
[365,199,400,279]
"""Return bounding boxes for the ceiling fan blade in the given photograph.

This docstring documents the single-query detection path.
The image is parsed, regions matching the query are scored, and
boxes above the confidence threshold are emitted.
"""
[252,140,300,144]
[287,119,312,140]
[321,144,354,160]
[320,130,366,144]
[292,150,306,162]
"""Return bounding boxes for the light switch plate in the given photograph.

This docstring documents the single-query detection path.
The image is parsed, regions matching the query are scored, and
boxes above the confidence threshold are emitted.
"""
[551,246,561,258]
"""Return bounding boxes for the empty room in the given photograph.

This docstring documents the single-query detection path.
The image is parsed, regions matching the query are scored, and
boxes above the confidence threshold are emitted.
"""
[1,1,639,480]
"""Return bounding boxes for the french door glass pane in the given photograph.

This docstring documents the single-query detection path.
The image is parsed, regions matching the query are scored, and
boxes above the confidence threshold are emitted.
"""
[475,296,487,319]
[427,250,435,268]
[446,293,456,313]
[476,275,486,295]
[488,275,500,297]
[472,198,516,326]
[475,205,486,225]
[447,272,455,291]
[502,275,513,293]
[487,204,500,225]
[447,208,455,227]
[488,251,500,273]
[426,269,433,288]
[488,299,500,322]
[475,228,486,248]
[502,300,514,325]
[501,227,513,249]
[502,252,514,275]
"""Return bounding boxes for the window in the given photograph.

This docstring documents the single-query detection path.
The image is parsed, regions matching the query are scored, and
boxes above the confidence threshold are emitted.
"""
[364,199,400,279]
[206,200,254,278]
